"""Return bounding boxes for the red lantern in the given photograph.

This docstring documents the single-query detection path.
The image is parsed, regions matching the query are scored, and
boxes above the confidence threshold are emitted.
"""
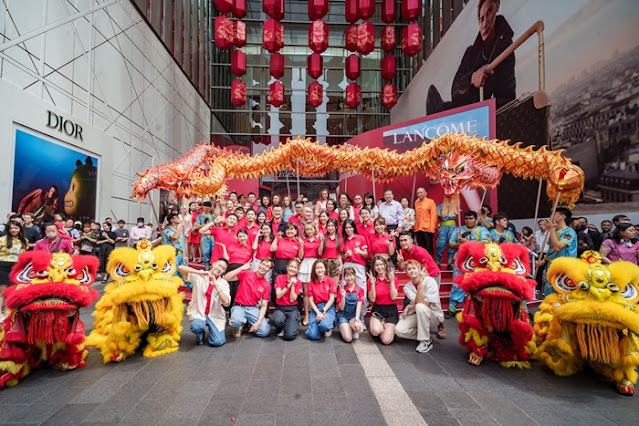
[270,52,285,79]
[346,83,361,108]
[358,0,375,20]
[345,25,358,52]
[231,79,247,106]
[263,0,284,21]
[381,0,396,23]
[214,0,233,14]
[345,0,359,24]
[263,19,284,53]
[381,55,396,81]
[309,20,329,54]
[381,26,396,52]
[307,53,323,79]
[308,0,329,20]
[345,54,360,80]
[232,0,247,19]
[309,81,323,108]
[231,50,246,76]
[382,83,398,109]
[357,21,375,55]
[234,20,246,47]
[401,0,422,22]
[269,81,284,108]
[215,16,234,50]
[402,23,423,56]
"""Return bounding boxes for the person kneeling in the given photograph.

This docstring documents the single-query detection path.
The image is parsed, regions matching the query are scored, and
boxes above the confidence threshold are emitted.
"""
[224,258,273,338]
[336,267,365,343]
[367,255,399,345]
[272,259,302,340]
[395,260,446,354]
[305,260,337,340]
[179,260,230,346]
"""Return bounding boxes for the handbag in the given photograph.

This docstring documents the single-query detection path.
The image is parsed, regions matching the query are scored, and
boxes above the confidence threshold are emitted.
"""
[80,243,93,253]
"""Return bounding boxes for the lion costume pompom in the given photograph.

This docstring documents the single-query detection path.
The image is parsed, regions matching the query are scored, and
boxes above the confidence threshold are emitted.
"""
[534,251,639,395]
[86,240,184,363]
[0,251,99,389]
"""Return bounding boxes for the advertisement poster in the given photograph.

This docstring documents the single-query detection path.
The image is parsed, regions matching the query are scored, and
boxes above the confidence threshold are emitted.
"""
[12,126,99,224]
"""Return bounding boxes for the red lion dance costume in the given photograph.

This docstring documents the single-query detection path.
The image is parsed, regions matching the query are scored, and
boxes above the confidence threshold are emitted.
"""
[456,242,537,368]
[0,251,98,389]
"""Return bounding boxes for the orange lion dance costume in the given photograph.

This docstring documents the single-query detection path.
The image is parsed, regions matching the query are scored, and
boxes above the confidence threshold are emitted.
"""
[0,252,99,389]
[456,242,537,368]
[534,251,639,395]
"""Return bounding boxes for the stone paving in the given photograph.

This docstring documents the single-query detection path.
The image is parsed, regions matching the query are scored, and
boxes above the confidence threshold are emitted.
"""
[0,281,637,425]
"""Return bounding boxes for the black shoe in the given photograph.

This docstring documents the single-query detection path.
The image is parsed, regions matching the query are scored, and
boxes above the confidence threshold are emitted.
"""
[447,262,453,270]
[196,339,204,346]
[444,309,455,319]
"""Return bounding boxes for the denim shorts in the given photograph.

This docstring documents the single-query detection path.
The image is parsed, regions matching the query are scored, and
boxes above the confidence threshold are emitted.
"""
[336,309,356,326]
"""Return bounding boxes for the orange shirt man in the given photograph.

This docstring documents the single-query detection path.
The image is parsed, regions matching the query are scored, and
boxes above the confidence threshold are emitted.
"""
[414,187,438,255]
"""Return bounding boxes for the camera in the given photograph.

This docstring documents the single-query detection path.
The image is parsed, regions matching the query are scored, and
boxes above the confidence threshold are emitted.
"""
[461,231,471,239]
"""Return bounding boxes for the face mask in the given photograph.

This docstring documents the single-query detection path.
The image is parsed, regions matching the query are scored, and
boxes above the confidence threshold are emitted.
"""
[137,222,144,227]
[575,224,586,232]
[46,232,57,239]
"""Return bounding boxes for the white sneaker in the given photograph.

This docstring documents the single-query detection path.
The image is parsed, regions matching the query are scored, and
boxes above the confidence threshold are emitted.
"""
[324,330,333,338]
[277,330,284,337]
[416,339,434,354]
[352,332,360,340]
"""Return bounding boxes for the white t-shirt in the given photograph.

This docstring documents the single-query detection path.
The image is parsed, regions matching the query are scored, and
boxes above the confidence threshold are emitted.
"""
[403,277,444,324]
[186,273,230,332]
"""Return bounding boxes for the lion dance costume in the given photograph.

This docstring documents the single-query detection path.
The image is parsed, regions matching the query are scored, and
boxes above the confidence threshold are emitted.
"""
[0,252,99,389]
[456,242,537,368]
[534,251,639,395]
[87,240,184,363]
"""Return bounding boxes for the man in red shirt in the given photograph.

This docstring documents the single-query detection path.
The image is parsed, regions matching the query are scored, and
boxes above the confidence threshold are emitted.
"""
[243,209,260,245]
[200,213,239,262]
[33,223,73,254]
[223,258,274,338]
[269,205,287,236]
[397,232,440,279]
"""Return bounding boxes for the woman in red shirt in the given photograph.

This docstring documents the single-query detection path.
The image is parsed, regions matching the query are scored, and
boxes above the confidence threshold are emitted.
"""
[367,217,396,270]
[318,219,342,300]
[270,223,303,282]
[251,224,274,282]
[317,211,329,236]
[367,255,399,345]
[336,267,365,343]
[341,219,368,293]
[305,259,336,340]
[299,222,321,326]
[325,199,339,221]
[223,229,254,305]
[337,208,350,237]
[271,259,302,340]
[266,194,280,222]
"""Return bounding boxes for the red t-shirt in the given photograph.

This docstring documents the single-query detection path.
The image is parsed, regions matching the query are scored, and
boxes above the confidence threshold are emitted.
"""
[368,233,394,257]
[236,218,247,230]
[270,219,283,236]
[209,226,237,261]
[275,237,301,259]
[327,211,339,220]
[227,241,253,264]
[322,235,339,259]
[244,223,260,246]
[342,234,367,265]
[235,270,270,305]
[288,215,302,224]
[401,245,440,277]
[302,237,321,258]
[336,284,365,307]
[307,276,336,303]
[356,221,375,243]
[255,239,273,259]
[317,223,328,235]
[367,275,399,305]
[274,274,303,306]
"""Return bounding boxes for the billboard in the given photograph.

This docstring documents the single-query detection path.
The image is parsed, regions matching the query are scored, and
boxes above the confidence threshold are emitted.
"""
[11,126,99,224]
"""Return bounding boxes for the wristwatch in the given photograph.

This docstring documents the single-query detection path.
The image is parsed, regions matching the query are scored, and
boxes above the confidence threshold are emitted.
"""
[320,308,326,314]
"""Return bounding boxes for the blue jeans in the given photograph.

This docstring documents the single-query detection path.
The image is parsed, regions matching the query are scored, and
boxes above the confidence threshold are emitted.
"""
[230,304,270,337]
[449,253,466,309]
[305,302,335,340]
[436,224,455,264]
[175,252,192,290]
[190,317,226,346]
[201,236,214,268]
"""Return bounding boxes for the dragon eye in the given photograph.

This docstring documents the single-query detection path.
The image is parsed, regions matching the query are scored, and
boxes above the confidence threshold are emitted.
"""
[499,257,507,264]
[554,274,576,292]
[479,257,488,265]
[36,270,49,278]
[620,283,639,302]
[606,283,619,293]
[113,264,131,279]
[66,268,77,276]
[161,261,174,275]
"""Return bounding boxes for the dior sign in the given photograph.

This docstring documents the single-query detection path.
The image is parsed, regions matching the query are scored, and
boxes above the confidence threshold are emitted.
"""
[46,110,83,140]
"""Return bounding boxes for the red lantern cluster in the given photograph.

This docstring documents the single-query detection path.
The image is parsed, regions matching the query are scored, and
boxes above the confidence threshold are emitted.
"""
[307,1,328,109]
[263,19,284,53]
[345,25,358,52]
[214,16,234,50]
[215,1,250,106]
[264,0,286,108]
[357,21,375,55]
[382,83,398,109]
[381,26,396,52]
[309,20,329,54]
[401,0,423,57]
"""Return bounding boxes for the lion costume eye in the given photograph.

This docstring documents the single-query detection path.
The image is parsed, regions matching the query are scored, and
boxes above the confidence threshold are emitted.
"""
[76,266,93,285]
[36,270,49,279]
[461,257,477,272]
[555,274,576,292]
[161,261,174,275]
[15,262,34,283]
[620,282,639,302]
[511,258,527,275]
[113,264,131,279]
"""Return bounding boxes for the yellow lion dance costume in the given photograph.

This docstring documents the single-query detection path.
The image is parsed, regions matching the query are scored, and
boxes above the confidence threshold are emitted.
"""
[86,240,184,363]
[534,251,639,395]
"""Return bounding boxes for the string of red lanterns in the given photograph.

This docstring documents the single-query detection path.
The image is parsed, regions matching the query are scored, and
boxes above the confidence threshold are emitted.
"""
[307,0,328,108]
[215,1,248,106]
[380,0,397,109]
[264,0,285,108]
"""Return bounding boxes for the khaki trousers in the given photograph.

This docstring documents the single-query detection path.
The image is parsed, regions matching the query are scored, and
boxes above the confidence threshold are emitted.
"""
[395,303,433,342]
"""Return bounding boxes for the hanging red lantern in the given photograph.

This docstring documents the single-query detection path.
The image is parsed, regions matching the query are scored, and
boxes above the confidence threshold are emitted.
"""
[345,54,360,80]
[357,21,375,55]
[231,79,247,106]
[263,0,284,21]
[381,0,396,23]
[234,20,246,47]
[346,83,361,108]
[358,0,375,20]
[381,26,396,52]
[307,53,323,79]
[263,19,284,53]
[214,0,233,14]
[381,83,398,109]
[401,0,422,22]
[269,81,284,108]
[381,55,396,81]
[345,0,359,24]
[309,81,324,108]
[402,23,423,56]
[308,0,329,20]
[215,16,234,50]
[270,52,285,79]
[232,0,247,19]
[345,25,358,52]
[309,20,329,54]
[231,50,246,76]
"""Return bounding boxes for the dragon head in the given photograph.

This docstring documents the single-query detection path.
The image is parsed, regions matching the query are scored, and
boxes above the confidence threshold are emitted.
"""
[4,251,99,345]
